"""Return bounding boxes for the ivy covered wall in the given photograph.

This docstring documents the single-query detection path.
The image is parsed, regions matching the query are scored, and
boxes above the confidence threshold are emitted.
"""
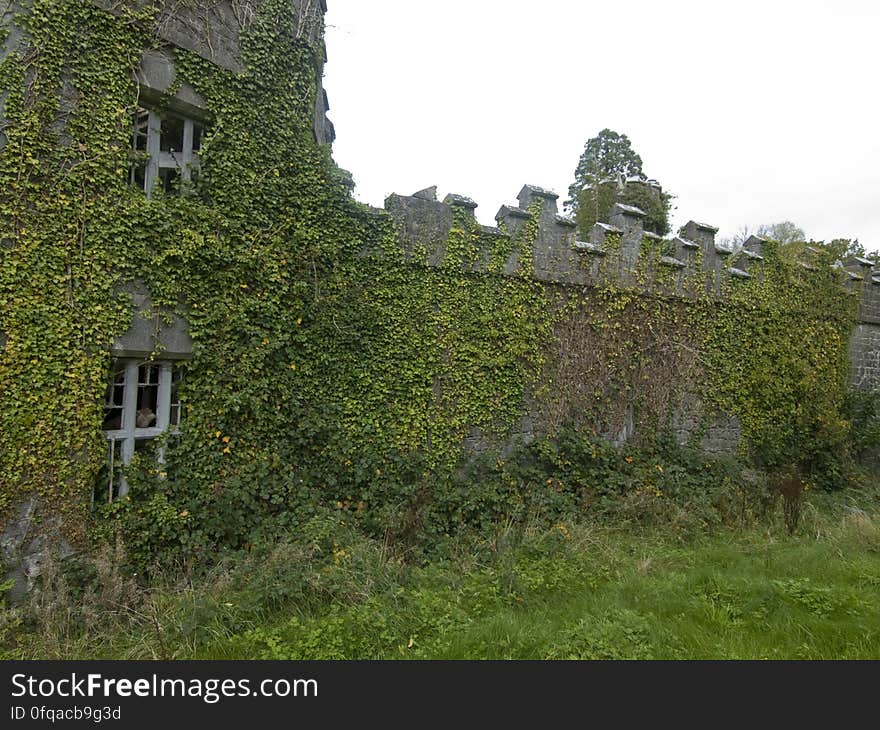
[0,0,871,581]
[0,0,364,572]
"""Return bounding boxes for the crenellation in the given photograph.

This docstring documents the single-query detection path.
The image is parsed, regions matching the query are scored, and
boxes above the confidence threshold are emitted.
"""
[681,221,729,296]
[660,256,686,268]
[660,256,686,269]
[444,193,479,218]
[837,263,864,283]
[845,255,875,270]
[730,248,764,280]
[575,240,608,256]
[659,254,688,292]
[680,221,719,250]
[857,268,880,324]
[607,203,646,279]
[382,182,880,378]
[672,237,701,266]
[10,0,879,606]
[483,186,575,283]
[517,184,560,216]
[612,203,648,218]
[590,222,622,241]
[385,192,453,267]
[495,202,533,275]
[384,184,875,346]
[478,224,506,238]
[413,186,438,201]
[742,235,768,258]
[496,204,533,235]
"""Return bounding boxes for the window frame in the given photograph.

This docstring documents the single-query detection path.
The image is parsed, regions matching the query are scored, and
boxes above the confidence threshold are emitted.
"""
[130,107,202,197]
[98,359,183,504]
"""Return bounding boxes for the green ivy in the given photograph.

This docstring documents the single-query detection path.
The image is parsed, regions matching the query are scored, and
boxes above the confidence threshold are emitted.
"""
[703,241,858,483]
[0,0,866,571]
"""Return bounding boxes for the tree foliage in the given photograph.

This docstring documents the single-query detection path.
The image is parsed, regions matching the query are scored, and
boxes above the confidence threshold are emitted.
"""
[568,129,672,236]
[721,221,807,251]
[826,238,876,262]
[757,221,806,245]
[567,129,644,208]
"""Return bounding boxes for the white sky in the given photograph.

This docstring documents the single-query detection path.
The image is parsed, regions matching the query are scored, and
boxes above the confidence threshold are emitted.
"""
[324,0,880,250]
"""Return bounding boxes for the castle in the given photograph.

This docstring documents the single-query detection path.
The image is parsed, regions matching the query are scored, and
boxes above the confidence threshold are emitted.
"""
[1,0,877,592]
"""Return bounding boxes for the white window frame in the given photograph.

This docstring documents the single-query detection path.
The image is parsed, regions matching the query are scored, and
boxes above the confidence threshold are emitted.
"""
[130,107,202,197]
[99,359,183,504]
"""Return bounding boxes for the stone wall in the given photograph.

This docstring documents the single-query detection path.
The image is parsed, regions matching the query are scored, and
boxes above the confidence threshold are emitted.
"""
[844,257,880,390]
[88,0,334,143]
[3,0,878,596]
[380,184,880,456]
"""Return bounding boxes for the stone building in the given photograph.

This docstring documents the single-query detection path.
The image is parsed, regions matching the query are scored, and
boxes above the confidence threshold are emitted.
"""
[1,0,878,595]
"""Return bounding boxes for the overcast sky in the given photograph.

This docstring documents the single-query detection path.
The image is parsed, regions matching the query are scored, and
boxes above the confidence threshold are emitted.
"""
[323,0,880,250]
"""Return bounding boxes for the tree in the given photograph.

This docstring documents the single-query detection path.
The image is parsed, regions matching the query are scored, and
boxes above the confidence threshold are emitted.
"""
[718,225,754,250]
[825,238,875,263]
[567,129,672,237]
[567,129,645,209]
[756,221,806,245]
[719,221,807,251]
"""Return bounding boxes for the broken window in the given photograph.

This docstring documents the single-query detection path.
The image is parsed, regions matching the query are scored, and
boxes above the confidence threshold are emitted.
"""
[97,359,185,505]
[129,107,204,196]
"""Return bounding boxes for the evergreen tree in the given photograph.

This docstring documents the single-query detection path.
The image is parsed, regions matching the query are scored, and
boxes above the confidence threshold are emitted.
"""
[567,128,645,209]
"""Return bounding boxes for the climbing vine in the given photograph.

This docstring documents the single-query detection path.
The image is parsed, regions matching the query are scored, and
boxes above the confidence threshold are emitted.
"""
[703,242,858,483]
[0,0,867,573]
[0,0,554,566]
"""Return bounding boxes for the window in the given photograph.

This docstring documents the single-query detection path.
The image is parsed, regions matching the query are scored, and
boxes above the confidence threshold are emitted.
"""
[97,359,184,504]
[129,107,203,196]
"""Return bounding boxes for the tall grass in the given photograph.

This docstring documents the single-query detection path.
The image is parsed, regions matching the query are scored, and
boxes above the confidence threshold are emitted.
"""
[3,489,879,660]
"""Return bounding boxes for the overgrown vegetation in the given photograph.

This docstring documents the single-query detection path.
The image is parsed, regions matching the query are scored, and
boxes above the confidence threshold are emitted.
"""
[5,477,880,659]
[574,177,674,237]
[0,0,877,617]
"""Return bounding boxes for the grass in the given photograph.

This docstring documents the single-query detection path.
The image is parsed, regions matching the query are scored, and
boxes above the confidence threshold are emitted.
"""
[216,526,880,660]
[5,494,879,660]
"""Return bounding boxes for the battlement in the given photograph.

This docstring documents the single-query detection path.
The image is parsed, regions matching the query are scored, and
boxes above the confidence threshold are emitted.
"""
[382,183,872,308]
[383,183,880,397]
